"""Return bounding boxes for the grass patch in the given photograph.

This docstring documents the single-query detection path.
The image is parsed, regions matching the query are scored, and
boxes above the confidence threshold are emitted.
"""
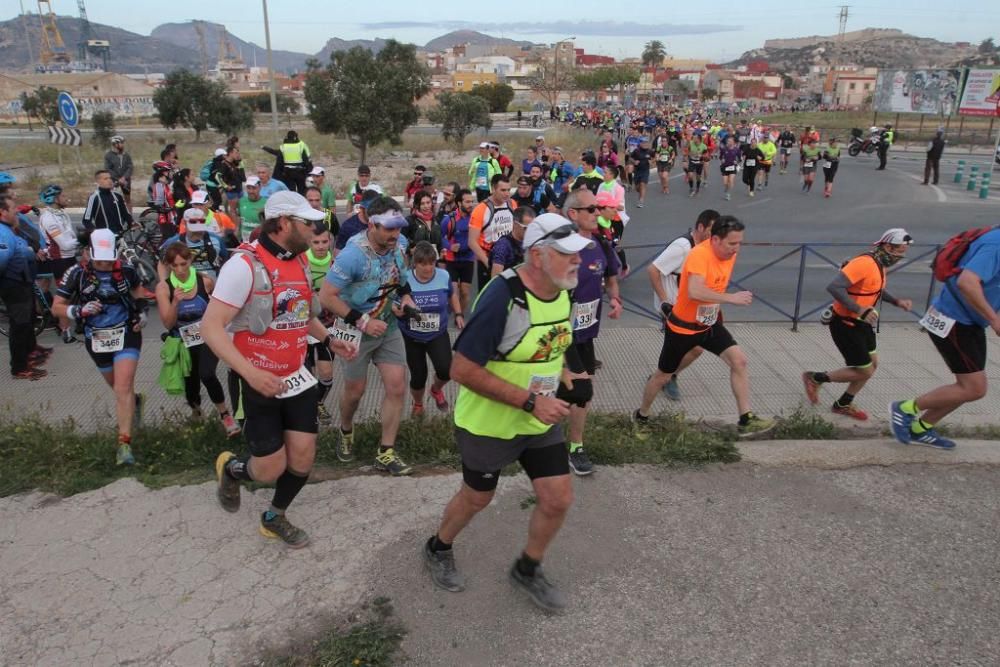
[769,409,839,440]
[0,409,738,499]
[261,596,405,667]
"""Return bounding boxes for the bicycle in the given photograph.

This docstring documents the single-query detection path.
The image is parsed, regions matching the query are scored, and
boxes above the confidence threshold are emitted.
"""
[0,282,54,338]
[117,232,159,290]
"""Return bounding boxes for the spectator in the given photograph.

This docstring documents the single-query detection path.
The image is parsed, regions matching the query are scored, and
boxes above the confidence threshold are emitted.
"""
[104,136,134,210]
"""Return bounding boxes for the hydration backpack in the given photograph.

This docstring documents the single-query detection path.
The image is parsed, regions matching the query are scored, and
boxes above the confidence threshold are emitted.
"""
[932,227,996,282]
[199,158,214,183]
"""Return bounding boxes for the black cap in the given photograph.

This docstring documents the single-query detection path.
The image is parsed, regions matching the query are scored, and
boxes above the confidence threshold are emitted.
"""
[357,164,371,175]
[516,176,531,186]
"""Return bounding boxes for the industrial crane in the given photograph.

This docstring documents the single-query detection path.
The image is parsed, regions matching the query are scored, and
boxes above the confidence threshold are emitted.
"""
[76,0,110,71]
[37,0,70,66]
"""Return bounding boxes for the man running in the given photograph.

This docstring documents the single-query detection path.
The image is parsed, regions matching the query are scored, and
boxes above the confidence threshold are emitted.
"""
[469,143,501,202]
[423,212,593,612]
[646,209,719,400]
[467,174,515,292]
[686,132,708,198]
[205,191,356,547]
[442,188,476,313]
[634,216,774,436]
[889,227,1000,449]
[320,197,418,474]
[777,126,796,174]
[803,229,914,420]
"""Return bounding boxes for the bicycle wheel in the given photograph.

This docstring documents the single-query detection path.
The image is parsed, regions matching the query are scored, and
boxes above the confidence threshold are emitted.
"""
[132,256,159,290]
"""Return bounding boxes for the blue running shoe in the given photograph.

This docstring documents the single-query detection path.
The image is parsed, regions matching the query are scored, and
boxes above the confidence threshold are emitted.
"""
[909,429,956,450]
[888,402,913,445]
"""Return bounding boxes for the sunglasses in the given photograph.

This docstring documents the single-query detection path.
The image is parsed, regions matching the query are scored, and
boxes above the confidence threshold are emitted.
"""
[536,223,579,244]
[571,205,599,214]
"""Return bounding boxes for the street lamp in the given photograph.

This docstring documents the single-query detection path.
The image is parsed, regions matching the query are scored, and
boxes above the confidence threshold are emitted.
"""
[552,36,576,108]
[262,0,279,144]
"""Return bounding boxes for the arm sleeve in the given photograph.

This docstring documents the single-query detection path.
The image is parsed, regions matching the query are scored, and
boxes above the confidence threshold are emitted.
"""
[103,152,114,173]
[453,277,512,365]
[826,271,864,313]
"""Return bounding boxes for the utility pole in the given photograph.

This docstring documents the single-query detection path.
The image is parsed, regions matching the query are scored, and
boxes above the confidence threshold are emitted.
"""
[262,0,280,144]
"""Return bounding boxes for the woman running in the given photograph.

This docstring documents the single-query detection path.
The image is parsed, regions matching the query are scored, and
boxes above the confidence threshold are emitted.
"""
[801,136,822,194]
[719,135,741,201]
[822,137,842,198]
[741,137,765,198]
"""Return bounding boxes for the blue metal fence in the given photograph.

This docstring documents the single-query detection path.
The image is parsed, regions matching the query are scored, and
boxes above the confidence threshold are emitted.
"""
[617,242,941,331]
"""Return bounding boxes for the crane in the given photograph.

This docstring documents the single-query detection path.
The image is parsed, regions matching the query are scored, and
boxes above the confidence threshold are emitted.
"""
[37,0,70,66]
[76,0,110,70]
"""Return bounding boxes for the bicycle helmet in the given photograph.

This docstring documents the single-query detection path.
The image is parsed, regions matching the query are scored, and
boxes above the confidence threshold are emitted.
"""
[0,171,15,186]
[152,160,173,175]
[110,135,125,144]
[39,184,63,205]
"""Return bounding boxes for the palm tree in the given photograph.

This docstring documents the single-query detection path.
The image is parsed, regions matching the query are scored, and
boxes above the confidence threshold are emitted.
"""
[642,40,666,68]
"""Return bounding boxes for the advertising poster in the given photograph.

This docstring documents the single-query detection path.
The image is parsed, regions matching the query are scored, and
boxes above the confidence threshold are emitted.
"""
[957,69,1000,116]
[873,69,961,114]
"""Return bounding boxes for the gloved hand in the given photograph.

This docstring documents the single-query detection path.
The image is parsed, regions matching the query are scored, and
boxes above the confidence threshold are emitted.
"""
[556,377,593,408]
[80,301,103,317]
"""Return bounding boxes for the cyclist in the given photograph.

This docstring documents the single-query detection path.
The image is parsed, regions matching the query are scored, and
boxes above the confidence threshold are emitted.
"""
[777,125,796,174]
[822,137,842,198]
[399,240,464,416]
[82,170,133,236]
[156,242,241,436]
[148,161,176,241]
[37,185,80,343]
[801,136,822,194]
[803,229,914,421]
[53,229,149,464]
[205,191,356,548]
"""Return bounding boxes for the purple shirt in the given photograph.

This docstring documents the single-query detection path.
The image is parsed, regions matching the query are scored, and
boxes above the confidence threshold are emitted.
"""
[720,146,741,168]
[571,235,620,343]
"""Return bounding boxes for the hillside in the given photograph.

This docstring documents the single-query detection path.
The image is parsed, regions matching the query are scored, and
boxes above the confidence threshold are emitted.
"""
[731,28,979,75]
[314,37,391,64]
[423,30,533,52]
[150,22,310,73]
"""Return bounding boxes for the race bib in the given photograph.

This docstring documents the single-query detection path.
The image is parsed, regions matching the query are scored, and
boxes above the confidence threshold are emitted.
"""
[330,319,362,352]
[696,304,720,326]
[91,325,125,353]
[178,321,203,348]
[724,165,736,173]
[572,299,600,331]
[528,374,559,398]
[823,161,833,169]
[475,176,487,188]
[276,366,318,399]
[410,312,440,333]
[919,306,956,339]
[745,159,756,167]
[803,161,815,169]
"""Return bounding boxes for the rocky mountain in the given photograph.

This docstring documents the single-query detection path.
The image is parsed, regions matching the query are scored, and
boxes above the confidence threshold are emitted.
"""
[423,30,534,52]
[150,22,311,73]
[730,28,979,75]
[313,37,391,65]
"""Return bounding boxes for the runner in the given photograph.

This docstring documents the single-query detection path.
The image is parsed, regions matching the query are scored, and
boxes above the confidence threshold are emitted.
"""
[757,132,777,190]
[646,209,719,400]
[803,229,914,421]
[423,213,593,611]
[399,240,464,416]
[822,137,842,198]
[654,131,676,195]
[345,165,377,214]
[563,189,622,475]
[686,132,708,198]
[741,137,764,198]
[156,242,241,436]
[634,216,775,436]
[889,227,1000,450]
[800,137,822,194]
[468,143,501,202]
[630,137,654,208]
[490,206,534,276]
[52,229,149,464]
[204,191,356,547]
[718,136,741,201]
[237,176,267,242]
[160,209,229,280]
[335,189,381,253]
[441,188,476,313]
[467,175,515,292]
[777,126,796,174]
[303,222,337,426]
[320,196,418,474]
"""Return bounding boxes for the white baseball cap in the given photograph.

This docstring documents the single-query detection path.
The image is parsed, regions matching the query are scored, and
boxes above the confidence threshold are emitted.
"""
[89,229,117,261]
[183,207,208,232]
[264,190,325,221]
[244,175,261,187]
[190,190,209,205]
[523,213,595,254]
[876,228,913,245]
[479,141,490,149]
[309,166,325,176]
[214,148,226,157]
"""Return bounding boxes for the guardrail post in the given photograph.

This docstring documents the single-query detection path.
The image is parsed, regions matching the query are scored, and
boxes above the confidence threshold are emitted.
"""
[791,245,807,332]
[967,165,979,191]
[980,173,991,199]
[954,159,965,183]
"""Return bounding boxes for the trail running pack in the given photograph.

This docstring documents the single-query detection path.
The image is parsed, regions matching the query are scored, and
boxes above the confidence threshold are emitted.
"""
[932,226,996,282]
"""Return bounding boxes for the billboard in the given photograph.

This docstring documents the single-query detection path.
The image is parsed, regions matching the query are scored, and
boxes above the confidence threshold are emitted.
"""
[957,69,1000,116]
[873,69,961,114]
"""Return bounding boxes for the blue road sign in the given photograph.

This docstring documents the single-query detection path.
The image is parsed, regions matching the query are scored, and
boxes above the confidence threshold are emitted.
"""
[57,91,79,128]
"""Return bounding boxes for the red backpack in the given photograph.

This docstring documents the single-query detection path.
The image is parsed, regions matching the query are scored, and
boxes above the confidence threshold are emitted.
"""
[932,227,996,282]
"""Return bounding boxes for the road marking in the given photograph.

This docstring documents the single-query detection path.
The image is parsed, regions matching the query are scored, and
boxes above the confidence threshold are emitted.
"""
[901,172,948,203]
[737,196,773,208]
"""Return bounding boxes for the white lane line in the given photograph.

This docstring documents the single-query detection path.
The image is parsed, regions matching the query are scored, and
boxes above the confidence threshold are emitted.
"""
[737,196,773,208]
[902,172,948,203]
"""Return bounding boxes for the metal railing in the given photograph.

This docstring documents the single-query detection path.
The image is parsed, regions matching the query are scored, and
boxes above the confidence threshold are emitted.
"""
[616,241,941,331]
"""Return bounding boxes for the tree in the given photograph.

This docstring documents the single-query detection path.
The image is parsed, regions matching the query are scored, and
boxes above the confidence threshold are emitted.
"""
[19,86,60,129]
[245,93,299,114]
[469,82,515,113]
[426,92,492,147]
[527,60,576,109]
[305,39,430,165]
[209,96,255,137]
[642,40,666,68]
[153,69,228,141]
[978,38,996,55]
[91,110,116,146]
[701,87,718,101]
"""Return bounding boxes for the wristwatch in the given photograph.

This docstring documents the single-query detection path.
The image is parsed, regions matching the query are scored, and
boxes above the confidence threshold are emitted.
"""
[521,392,537,413]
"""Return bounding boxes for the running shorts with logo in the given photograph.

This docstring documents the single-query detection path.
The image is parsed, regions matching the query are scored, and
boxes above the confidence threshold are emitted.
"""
[830,318,876,367]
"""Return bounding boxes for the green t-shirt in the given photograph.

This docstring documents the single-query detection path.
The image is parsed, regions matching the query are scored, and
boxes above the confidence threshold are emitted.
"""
[321,184,337,211]
[238,195,267,241]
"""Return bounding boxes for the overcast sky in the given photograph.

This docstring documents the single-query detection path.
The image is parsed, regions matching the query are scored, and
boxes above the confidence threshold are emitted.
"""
[6,0,998,62]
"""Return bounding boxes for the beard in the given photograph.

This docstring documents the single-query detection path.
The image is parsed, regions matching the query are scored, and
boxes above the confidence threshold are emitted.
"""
[542,250,579,290]
[286,226,311,255]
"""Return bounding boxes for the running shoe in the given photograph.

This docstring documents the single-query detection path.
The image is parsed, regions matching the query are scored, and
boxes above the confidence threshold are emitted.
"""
[832,403,868,421]
[32,344,54,355]
[888,401,913,445]
[430,386,449,411]
[61,328,77,344]
[632,409,651,441]
[568,448,594,476]
[27,349,51,363]
[411,403,425,418]
[909,428,956,450]
[637,202,644,208]
[509,563,567,612]
[663,376,681,401]
[725,193,731,201]
[13,368,47,380]
[259,512,310,548]
[749,190,755,197]
[215,451,241,513]
[337,429,355,462]
[316,403,333,427]
[738,414,776,438]
[689,191,695,198]
[116,443,135,466]
[423,541,466,592]
[220,412,241,438]
[374,448,413,476]
[801,371,820,405]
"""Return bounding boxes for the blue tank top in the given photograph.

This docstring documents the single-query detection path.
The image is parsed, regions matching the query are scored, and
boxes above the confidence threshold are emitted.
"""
[85,272,130,333]
[398,267,452,342]
[171,274,210,329]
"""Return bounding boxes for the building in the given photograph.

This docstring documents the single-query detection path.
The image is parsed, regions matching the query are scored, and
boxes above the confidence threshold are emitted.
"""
[451,71,497,92]
[0,72,156,120]
[824,66,878,107]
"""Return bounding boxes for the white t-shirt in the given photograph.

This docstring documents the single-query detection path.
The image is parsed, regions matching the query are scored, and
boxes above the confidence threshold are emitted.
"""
[651,235,694,310]
[211,252,253,311]
[39,207,79,256]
